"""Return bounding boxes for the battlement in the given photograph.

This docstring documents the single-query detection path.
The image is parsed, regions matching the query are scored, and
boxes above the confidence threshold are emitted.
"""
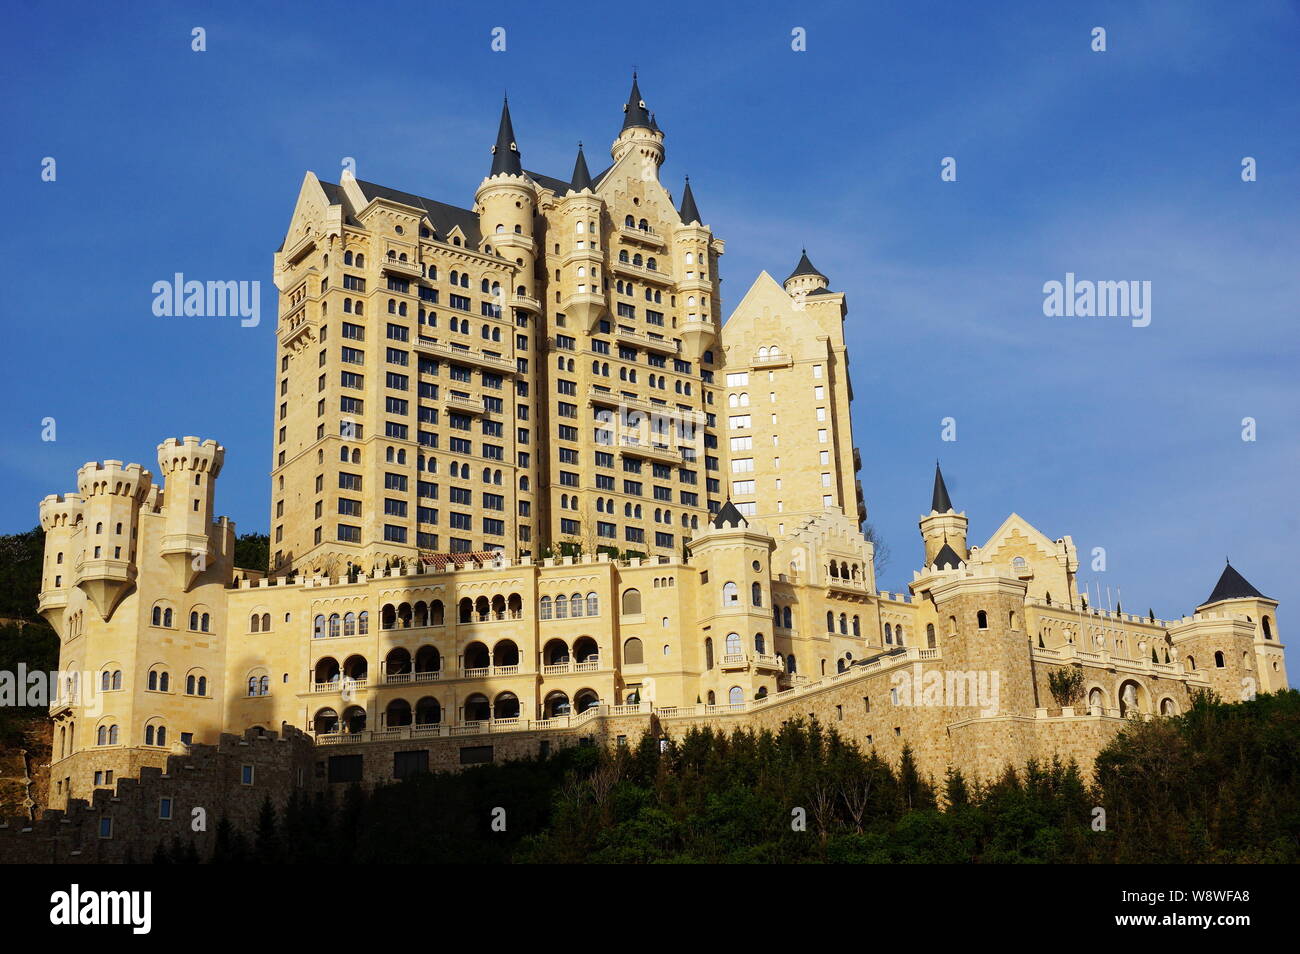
[75,460,152,498]
[39,493,84,530]
[157,436,225,477]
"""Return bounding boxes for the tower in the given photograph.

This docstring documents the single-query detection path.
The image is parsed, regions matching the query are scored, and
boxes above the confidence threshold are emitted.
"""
[610,73,664,173]
[675,177,718,362]
[476,97,539,305]
[557,142,606,332]
[37,492,84,632]
[1175,562,1287,697]
[920,462,968,566]
[686,503,782,703]
[74,460,152,619]
[783,249,829,299]
[156,437,225,591]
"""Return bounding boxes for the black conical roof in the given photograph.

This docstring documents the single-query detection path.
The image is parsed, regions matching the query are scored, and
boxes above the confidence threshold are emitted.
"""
[490,98,522,177]
[678,177,701,225]
[931,462,954,513]
[713,499,747,529]
[932,542,964,571]
[785,249,826,283]
[1202,562,1270,606]
[570,143,593,192]
[621,73,653,131]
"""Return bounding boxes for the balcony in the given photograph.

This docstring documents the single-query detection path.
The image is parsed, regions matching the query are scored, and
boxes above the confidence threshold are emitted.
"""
[446,393,485,414]
[560,290,606,312]
[510,293,541,313]
[721,653,748,671]
[619,225,666,249]
[383,670,442,685]
[414,337,516,374]
[619,440,684,464]
[751,351,791,370]
[381,255,422,278]
[614,326,680,354]
[754,653,784,672]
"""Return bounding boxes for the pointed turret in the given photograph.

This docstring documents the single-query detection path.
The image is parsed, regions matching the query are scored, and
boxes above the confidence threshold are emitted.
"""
[1201,561,1270,606]
[931,541,965,571]
[678,177,701,226]
[783,249,830,296]
[622,72,653,131]
[611,73,665,170]
[919,462,968,567]
[931,461,954,514]
[489,97,522,177]
[569,142,593,193]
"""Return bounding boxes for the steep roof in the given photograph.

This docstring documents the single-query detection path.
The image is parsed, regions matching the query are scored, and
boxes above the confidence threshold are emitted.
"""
[712,499,748,529]
[931,462,954,513]
[570,143,594,192]
[931,542,965,571]
[347,179,483,249]
[785,249,826,283]
[489,98,522,177]
[622,73,654,131]
[1202,562,1271,605]
[678,177,701,225]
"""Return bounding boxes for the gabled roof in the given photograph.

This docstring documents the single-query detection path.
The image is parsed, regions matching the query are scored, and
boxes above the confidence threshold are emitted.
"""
[931,462,954,513]
[712,499,748,529]
[931,542,965,571]
[1201,562,1271,606]
[678,177,701,225]
[489,98,523,177]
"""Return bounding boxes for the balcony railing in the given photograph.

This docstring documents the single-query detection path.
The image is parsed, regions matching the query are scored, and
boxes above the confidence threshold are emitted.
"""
[414,337,516,373]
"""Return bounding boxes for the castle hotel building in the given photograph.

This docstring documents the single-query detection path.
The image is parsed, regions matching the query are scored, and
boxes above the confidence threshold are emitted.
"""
[33,78,1287,806]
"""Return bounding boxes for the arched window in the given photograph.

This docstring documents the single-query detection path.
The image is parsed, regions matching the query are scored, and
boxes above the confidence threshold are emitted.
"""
[704,637,714,670]
[586,592,599,616]
[977,610,989,629]
[148,671,158,691]
[884,623,893,645]
[152,605,161,626]
[852,615,861,637]
[163,608,173,627]
[540,596,552,620]
[751,582,762,607]
[186,674,196,694]
[624,637,644,664]
[826,611,834,632]
[250,613,260,633]
[782,606,792,629]
[725,632,742,656]
[926,623,936,648]
[1214,650,1225,668]
[728,686,744,707]
[621,588,642,615]
[1263,616,1273,639]
[722,582,738,606]
[314,614,326,638]
[555,594,568,619]
[754,632,765,654]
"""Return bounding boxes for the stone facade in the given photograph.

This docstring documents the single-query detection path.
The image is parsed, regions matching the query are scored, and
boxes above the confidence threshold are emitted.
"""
[29,77,1287,819]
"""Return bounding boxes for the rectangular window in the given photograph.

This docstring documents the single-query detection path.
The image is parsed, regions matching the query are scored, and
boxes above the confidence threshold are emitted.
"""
[394,750,429,780]
[726,372,749,386]
[159,797,173,820]
[241,765,255,785]
[384,525,408,543]
[337,524,361,542]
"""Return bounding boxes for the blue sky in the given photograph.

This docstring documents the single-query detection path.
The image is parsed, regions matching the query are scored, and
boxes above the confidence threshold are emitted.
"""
[2,1,1297,676]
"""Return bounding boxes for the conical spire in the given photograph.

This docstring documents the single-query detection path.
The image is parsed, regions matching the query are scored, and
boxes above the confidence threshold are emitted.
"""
[489,97,522,177]
[1201,560,1270,606]
[931,461,954,514]
[785,248,826,283]
[621,72,653,131]
[569,142,593,193]
[678,176,701,225]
